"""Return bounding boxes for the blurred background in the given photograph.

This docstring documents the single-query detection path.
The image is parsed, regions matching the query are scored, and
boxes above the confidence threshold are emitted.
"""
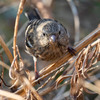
[0,0,100,99]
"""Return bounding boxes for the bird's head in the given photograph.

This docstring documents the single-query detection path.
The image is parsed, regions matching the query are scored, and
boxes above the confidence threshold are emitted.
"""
[36,19,69,47]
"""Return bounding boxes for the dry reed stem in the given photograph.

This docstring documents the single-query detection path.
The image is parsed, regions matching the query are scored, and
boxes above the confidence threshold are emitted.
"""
[69,38,100,99]
[0,36,13,63]
[13,0,26,70]
[11,69,43,99]
[0,61,10,70]
[15,25,100,96]
[39,80,70,96]
[36,67,65,91]
[32,57,75,85]
[84,81,100,94]
[37,61,74,94]
[23,77,43,100]
[9,56,43,99]
[0,89,25,100]
[39,83,55,96]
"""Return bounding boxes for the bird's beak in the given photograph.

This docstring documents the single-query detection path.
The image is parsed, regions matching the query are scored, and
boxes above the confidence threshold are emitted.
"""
[49,35,56,43]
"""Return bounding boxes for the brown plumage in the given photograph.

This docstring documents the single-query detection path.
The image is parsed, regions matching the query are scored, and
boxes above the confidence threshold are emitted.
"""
[25,19,69,60]
[25,9,75,79]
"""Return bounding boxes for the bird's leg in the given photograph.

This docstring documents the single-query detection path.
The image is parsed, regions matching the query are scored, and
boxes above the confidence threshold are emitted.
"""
[33,57,40,80]
[68,46,76,55]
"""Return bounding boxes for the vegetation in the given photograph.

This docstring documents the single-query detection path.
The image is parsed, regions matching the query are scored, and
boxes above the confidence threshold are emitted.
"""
[0,0,100,100]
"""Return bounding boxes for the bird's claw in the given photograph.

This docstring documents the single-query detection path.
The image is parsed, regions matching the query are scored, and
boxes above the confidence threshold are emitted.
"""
[35,71,41,84]
[68,46,76,55]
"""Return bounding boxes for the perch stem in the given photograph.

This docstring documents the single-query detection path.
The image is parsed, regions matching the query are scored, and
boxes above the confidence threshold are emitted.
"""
[13,0,26,70]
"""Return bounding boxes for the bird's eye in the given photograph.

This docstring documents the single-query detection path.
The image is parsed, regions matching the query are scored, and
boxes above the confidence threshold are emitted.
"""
[59,31,61,35]
[43,33,46,36]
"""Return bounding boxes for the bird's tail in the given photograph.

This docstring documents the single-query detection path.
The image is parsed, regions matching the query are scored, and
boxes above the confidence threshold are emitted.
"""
[25,8,41,21]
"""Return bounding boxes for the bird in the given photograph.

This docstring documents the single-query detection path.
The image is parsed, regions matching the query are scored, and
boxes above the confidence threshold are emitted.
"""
[25,9,75,80]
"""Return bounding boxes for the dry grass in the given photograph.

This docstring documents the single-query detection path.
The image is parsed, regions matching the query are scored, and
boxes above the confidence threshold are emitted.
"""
[0,0,100,100]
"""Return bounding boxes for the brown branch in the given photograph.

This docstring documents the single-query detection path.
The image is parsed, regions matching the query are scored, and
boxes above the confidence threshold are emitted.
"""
[23,77,43,100]
[16,25,100,96]
[0,36,13,63]
[13,0,26,70]
[0,89,25,100]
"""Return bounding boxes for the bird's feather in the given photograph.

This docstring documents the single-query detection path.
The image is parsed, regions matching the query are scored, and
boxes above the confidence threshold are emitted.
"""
[25,8,41,21]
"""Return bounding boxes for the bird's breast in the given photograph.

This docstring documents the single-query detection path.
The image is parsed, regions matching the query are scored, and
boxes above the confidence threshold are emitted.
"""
[35,43,68,61]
